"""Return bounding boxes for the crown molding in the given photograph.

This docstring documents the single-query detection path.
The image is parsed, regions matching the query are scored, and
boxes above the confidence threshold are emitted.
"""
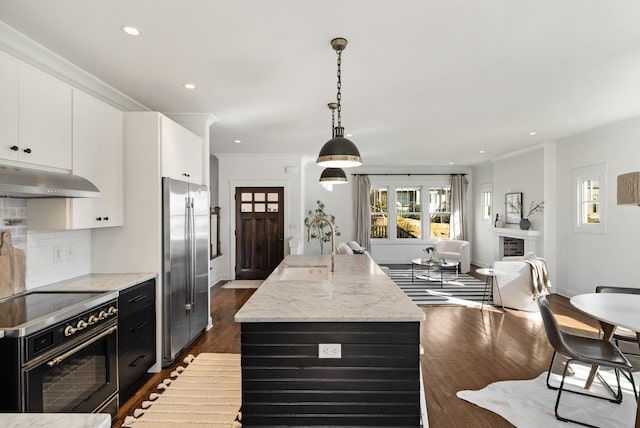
[0,21,148,112]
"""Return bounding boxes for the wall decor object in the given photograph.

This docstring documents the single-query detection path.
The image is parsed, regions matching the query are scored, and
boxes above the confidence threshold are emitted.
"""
[505,192,523,224]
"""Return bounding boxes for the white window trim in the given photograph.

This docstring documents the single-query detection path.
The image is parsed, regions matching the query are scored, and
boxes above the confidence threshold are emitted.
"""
[572,163,607,234]
[370,178,449,242]
[479,183,493,226]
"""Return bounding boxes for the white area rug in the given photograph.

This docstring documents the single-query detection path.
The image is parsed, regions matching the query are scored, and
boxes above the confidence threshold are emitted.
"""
[222,280,262,289]
[457,364,639,428]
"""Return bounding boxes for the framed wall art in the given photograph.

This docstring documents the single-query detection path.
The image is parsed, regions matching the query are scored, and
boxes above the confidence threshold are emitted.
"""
[505,192,523,224]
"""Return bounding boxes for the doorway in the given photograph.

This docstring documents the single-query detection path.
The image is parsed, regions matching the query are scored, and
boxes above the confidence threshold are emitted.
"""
[235,187,284,279]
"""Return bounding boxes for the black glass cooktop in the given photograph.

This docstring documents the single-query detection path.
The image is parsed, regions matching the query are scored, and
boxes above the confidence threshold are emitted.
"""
[0,292,105,329]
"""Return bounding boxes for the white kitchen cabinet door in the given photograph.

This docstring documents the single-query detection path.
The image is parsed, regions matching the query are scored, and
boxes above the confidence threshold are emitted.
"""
[18,64,72,170]
[27,91,123,230]
[70,91,124,228]
[160,115,203,184]
[0,53,19,162]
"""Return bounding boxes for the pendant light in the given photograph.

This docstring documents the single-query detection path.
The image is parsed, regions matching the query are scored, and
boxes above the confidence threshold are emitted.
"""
[320,102,348,184]
[316,37,362,168]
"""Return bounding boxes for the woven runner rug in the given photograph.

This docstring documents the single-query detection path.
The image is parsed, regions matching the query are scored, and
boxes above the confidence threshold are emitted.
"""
[386,266,493,306]
[122,353,242,428]
[221,280,262,289]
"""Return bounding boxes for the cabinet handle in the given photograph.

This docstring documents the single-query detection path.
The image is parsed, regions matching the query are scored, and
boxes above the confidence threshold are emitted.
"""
[129,321,148,332]
[96,217,102,221]
[10,145,19,151]
[128,294,147,304]
[182,173,190,177]
[104,216,109,221]
[23,148,32,154]
[129,355,146,367]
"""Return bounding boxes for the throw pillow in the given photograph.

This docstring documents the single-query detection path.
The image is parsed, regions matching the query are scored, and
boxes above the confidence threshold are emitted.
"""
[347,241,365,254]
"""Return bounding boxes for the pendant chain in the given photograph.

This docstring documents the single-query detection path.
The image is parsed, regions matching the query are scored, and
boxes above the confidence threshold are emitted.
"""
[331,105,336,138]
[336,50,342,127]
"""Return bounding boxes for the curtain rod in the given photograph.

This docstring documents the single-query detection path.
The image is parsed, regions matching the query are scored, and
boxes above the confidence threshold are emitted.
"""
[351,173,467,176]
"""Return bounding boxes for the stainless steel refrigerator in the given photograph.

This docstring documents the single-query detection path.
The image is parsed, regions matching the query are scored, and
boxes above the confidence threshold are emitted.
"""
[162,177,209,367]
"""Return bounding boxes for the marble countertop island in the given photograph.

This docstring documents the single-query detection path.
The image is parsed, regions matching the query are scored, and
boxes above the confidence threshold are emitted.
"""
[36,272,156,293]
[235,255,425,322]
[0,413,110,428]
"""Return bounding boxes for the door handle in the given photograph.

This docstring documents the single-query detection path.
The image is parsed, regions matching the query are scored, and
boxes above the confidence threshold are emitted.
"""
[47,325,116,367]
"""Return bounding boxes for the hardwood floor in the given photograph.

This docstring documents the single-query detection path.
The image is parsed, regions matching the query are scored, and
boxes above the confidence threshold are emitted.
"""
[112,278,606,428]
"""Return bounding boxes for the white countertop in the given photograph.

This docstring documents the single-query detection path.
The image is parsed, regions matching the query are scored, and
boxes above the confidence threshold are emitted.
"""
[0,413,110,428]
[234,255,425,322]
[37,272,156,293]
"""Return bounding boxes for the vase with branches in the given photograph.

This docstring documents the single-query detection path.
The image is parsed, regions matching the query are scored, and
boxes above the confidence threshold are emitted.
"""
[305,200,341,254]
[520,200,544,230]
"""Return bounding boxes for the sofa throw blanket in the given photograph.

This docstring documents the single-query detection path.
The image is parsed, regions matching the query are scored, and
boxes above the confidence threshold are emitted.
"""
[524,259,552,297]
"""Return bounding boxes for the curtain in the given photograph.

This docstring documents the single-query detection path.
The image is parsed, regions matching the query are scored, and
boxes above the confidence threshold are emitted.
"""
[449,174,468,240]
[353,175,371,251]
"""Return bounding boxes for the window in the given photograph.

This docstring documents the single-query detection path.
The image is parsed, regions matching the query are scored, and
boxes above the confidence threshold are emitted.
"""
[573,163,607,234]
[396,187,421,239]
[429,187,451,238]
[370,181,451,240]
[370,187,388,238]
[480,187,492,224]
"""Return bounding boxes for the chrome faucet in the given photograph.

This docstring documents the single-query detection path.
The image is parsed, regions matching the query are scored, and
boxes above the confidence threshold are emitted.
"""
[307,215,336,272]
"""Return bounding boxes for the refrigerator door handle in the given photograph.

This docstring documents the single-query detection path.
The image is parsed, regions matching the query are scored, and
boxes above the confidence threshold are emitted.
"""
[184,196,193,311]
[190,196,197,306]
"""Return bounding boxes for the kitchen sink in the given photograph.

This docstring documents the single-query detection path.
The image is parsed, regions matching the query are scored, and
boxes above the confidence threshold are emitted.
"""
[279,266,329,281]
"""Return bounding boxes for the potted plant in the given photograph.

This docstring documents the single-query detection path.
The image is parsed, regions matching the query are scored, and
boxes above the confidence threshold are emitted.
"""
[304,200,341,254]
[422,246,435,260]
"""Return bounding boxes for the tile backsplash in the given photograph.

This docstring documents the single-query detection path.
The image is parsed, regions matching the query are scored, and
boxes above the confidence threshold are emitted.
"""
[0,198,91,290]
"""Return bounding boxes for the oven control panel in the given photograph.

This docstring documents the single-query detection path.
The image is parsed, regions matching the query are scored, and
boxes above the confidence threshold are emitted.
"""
[26,299,118,363]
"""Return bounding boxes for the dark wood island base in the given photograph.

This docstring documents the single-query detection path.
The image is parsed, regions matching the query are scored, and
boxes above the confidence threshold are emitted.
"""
[240,321,421,427]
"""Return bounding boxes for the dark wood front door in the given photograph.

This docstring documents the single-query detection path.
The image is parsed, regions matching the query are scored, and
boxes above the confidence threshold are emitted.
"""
[235,187,285,279]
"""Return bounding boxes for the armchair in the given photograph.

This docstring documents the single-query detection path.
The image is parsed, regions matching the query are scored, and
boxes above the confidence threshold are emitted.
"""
[433,239,470,273]
[492,252,549,311]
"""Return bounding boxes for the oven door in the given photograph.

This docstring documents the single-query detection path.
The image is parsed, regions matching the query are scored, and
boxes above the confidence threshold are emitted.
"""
[24,322,118,414]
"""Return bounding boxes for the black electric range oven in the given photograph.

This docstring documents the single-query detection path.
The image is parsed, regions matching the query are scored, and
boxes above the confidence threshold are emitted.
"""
[0,290,119,416]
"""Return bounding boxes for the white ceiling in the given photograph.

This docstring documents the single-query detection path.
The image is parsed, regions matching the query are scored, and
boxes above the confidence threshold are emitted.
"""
[2,0,640,167]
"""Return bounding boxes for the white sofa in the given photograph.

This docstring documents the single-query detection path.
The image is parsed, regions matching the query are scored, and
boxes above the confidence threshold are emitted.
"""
[492,253,546,312]
[433,239,470,273]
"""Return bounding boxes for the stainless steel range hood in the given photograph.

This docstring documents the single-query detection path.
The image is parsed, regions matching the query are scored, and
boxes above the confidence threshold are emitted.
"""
[0,165,100,198]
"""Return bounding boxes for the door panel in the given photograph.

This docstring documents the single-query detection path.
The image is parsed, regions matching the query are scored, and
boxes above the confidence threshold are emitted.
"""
[236,187,284,280]
[162,178,190,365]
[190,183,209,339]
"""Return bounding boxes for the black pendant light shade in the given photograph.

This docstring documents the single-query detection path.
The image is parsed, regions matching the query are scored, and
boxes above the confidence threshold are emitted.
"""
[316,37,362,168]
[317,127,362,168]
[319,167,348,184]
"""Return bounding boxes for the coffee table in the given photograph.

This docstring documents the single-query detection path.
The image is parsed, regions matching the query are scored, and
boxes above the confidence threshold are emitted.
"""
[411,258,459,288]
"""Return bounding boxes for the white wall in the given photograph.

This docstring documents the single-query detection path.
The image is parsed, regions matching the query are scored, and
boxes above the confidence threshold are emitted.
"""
[216,153,304,280]
[555,116,640,296]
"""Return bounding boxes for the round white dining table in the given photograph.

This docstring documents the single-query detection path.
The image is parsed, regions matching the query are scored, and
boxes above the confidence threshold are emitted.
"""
[570,293,640,428]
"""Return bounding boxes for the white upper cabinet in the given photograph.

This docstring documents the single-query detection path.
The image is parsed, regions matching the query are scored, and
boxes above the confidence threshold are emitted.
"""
[27,91,124,230]
[69,91,124,228]
[160,115,203,184]
[18,64,72,170]
[0,53,19,161]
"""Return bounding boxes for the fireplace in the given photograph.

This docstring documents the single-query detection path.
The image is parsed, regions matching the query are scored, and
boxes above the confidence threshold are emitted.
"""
[493,227,540,260]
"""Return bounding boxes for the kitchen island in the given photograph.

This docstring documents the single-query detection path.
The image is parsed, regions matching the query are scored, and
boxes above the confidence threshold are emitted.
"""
[235,254,425,427]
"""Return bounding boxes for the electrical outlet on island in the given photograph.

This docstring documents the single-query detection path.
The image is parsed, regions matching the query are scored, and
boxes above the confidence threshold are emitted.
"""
[318,343,341,359]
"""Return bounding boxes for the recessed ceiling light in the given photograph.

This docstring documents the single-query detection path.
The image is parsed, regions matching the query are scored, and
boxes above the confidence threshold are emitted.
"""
[234,140,242,144]
[529,131,537,136]
[449,162,454,165]
[479,150,486,154]
[122,26,142,36]
[183,83,196,90]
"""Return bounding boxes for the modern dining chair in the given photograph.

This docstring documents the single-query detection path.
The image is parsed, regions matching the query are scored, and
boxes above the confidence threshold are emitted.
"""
[595,286,640,353]
[537,296,637,427]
